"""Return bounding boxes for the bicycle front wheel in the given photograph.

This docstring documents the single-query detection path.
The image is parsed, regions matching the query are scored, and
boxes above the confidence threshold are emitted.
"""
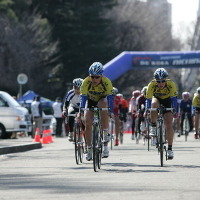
[158,124,164,167]
[92,124,101,172]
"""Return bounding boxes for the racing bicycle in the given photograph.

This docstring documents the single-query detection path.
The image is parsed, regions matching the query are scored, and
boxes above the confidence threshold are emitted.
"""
[150,106,174,167]
[83,107,109,172]
[68,113,86,165]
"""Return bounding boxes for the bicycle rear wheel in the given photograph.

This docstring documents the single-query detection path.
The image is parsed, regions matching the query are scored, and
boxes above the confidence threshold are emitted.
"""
[74,124,79,165]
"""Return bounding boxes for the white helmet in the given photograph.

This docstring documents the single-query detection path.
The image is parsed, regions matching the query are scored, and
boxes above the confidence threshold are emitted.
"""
[73,78,83,88]
[116,93,123,98]
[112,87,118,95]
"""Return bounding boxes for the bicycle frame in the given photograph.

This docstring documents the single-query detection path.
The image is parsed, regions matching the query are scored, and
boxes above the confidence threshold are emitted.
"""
[150,106,173,167]
[83,107,109,172]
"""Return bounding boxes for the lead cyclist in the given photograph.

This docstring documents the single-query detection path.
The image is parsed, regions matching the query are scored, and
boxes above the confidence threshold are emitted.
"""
[79,62,114,161]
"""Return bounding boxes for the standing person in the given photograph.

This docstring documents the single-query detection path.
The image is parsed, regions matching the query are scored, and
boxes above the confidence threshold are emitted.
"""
[128,90,141,140]
[80,62,113,161]
[192,87,200,139]
[52,97,63,137]
[146,68,178,159]
[179,92,193,137]
[63,78,83,141]
[31,95,43,138]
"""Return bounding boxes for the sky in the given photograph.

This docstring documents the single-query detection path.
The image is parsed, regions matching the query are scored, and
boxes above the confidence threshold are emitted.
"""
[168,0,199,35]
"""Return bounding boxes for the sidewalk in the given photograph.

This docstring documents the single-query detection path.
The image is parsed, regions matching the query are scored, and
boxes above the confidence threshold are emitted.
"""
[0,136,42,155]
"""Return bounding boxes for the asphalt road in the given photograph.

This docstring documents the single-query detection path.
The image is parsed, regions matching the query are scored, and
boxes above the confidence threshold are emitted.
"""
[0,133,200,200]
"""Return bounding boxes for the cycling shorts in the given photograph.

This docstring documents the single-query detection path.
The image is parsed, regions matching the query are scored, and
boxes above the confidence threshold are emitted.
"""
[86,97,106,108]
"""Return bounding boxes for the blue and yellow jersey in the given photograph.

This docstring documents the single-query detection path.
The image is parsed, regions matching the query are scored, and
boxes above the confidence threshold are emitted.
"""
[146,79,178,100]
[192,93,200,108]
[81,76,113,102]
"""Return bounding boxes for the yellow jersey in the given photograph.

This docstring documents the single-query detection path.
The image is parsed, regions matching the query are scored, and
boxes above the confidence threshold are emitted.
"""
[146,79,178,100]
[81,76,113,102]
[192,93,200,107]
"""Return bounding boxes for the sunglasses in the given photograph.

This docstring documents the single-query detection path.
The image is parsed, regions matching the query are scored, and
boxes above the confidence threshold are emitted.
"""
[90,76,101,79]
[156,80,166,83]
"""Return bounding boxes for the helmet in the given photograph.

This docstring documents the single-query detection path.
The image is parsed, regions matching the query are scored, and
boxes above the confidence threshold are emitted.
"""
[113,87,118,95]
[182,92,190,99]
[88,62,103,75]
[141,86,147,94]
[154,68,168,80]
[132,90,141,98]
[197,87,200,94]
[73,78,83,88]
[116,93,123,98]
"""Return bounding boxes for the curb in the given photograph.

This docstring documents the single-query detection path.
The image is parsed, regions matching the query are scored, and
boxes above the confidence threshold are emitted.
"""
[0,142,42,155]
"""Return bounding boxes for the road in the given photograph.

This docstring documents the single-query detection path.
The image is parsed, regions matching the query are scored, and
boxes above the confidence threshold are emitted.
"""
[1,133,200,200]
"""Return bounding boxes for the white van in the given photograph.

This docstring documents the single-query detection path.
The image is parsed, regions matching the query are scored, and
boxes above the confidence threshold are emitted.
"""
[0,91,31,139]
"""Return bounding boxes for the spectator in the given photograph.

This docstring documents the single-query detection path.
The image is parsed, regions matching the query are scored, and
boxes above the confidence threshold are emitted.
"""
[31,95,43,138]
[52,97,63,137]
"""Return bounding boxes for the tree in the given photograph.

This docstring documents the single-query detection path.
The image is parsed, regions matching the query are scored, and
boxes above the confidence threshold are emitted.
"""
[0,10,59,97]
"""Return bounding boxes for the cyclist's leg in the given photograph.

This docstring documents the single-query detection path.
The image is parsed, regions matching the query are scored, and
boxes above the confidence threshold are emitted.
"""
[164,112,174,145]
[194,112,200,139]
[188,113,193,132]
[180,113,185,135]
[67,107,76,141]
[98,98,109,129]
[98,98,109,157]
[149,97,159,136]
[131,114,136,139]
[84,110,94,147]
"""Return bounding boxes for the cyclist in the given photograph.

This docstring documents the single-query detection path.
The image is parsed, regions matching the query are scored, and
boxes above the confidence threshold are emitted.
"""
[192,87,200,139]
[80,62,114,161]
[136,86,147,136]
[117,93,128,123]
[113,87,121,146]
[63,78,83,141]
[128,90,141,140]
[179,92,193,137]
[146,68,178,159]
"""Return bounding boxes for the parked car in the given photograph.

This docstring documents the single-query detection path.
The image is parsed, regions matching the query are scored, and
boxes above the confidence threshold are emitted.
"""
[0,91,31,139]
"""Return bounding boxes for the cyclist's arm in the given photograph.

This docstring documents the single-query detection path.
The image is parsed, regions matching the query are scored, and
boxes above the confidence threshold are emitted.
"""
[145,81,154,110]
[169,81,178,111]
[104,77,114,113]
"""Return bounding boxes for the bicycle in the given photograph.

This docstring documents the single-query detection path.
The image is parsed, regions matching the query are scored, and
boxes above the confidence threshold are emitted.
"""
[83,107,109,172]
[68,113,86,165]
[150,106,174,167]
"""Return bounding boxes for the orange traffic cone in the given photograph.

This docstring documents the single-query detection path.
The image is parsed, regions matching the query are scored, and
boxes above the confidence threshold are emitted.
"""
[41,130,50,144]
[33,128,41,142]
[46,129,54,143]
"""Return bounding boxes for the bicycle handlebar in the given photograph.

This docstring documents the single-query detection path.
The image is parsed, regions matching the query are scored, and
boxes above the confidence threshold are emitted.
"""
[81,108,109,111]
[149,108,174,112]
